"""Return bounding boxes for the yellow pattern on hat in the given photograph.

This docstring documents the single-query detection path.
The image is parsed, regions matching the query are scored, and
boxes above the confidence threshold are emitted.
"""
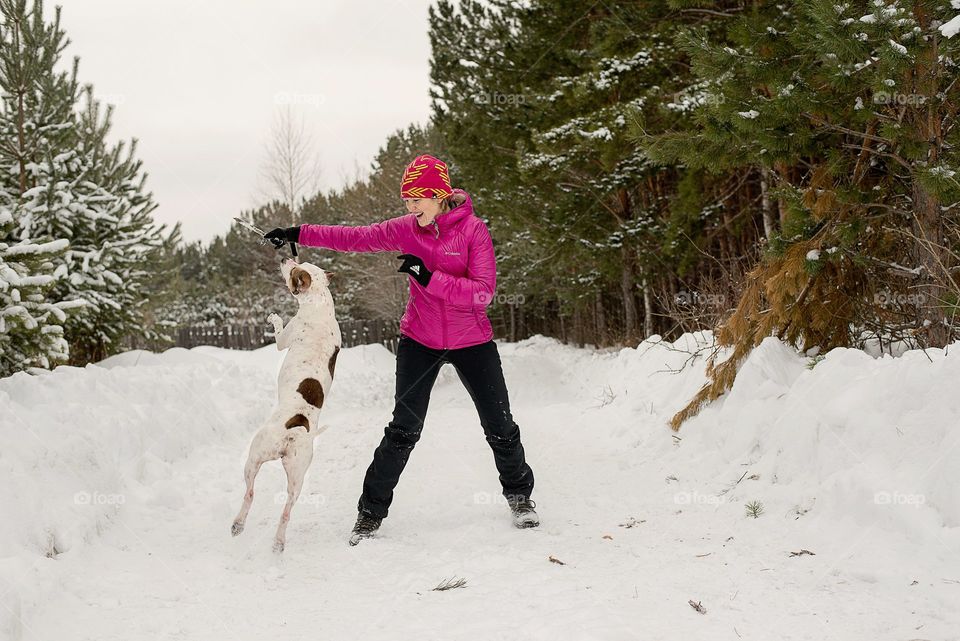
[400,154,452,198]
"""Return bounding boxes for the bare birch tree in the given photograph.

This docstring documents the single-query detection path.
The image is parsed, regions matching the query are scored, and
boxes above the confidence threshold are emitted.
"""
[258,105,322,224]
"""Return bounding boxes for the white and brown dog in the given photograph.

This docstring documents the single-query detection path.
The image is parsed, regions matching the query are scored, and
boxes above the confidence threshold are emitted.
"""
[231,258,341,553]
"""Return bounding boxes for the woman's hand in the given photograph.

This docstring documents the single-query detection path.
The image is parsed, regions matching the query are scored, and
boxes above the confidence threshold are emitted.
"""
[264,226,301,248]
[397,254,432,287]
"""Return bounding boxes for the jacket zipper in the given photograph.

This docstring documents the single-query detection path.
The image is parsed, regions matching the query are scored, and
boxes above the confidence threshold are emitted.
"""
[430,218,445,346]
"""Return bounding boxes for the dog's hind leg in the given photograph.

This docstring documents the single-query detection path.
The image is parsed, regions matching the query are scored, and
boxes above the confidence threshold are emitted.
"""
[273,440,314,553]
[231,450,265,537]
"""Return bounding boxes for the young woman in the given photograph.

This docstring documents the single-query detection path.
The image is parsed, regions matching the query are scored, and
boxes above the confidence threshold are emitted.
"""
[265,154,538,545]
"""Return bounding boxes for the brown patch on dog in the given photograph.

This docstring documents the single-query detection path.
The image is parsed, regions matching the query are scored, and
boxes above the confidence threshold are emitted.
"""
[285,414,310,431]
[288,267,312,295]
[297,378,324,408]
[328,346,340,379]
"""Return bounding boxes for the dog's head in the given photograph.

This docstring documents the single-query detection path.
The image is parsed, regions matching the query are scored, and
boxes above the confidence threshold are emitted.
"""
[280,259,333,301]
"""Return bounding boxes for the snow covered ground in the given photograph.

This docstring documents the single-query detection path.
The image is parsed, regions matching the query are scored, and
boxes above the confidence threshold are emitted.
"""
[1,334,959,640]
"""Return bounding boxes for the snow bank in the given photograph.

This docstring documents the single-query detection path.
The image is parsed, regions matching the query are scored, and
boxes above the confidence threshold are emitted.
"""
[0,348,277,636]
[2,334,958,638]
[499,332,960,531]
[668,337,959,529]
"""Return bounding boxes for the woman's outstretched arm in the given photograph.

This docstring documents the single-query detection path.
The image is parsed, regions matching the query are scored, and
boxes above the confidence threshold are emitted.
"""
[299,216,407,253]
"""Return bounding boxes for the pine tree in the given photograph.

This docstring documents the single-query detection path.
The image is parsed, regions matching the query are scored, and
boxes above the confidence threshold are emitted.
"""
[0,0,80,372]
[60,87,165,362]
[640,0,960,427]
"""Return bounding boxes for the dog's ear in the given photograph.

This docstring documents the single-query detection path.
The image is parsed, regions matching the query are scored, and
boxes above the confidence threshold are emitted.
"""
[289,267,312,295]
[325,271,335,281]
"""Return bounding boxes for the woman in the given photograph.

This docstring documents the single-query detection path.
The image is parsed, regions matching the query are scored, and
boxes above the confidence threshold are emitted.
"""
[265,154,538,546]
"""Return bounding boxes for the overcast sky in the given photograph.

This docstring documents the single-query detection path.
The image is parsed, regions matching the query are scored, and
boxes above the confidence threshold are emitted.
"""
[47,0,435,242]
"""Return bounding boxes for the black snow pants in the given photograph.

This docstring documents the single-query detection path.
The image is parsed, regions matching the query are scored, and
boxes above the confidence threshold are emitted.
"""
[357,335,535,519]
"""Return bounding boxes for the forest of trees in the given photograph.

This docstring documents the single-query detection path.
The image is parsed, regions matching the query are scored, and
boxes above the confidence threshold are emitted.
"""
[3,1,959,419]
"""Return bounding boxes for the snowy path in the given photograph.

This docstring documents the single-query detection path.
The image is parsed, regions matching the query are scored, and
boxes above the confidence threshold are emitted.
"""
[3,338,959,640]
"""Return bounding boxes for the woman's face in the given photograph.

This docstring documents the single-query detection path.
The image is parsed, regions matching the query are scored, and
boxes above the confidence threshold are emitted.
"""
[403,197,444,227]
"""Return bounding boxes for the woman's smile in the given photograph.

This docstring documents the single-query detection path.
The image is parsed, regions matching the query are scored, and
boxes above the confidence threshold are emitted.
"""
[404,196,447,226]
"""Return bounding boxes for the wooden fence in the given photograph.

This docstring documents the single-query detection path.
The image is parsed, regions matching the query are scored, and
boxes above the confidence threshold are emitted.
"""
[339,319,400,353]
[130,318,401,353]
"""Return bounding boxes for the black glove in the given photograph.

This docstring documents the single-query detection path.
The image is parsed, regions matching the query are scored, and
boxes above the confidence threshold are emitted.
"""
[397,254,432,287]
[264,226,301,248]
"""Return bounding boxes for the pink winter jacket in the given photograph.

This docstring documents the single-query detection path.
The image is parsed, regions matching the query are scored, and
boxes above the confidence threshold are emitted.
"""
[298,189,495,350]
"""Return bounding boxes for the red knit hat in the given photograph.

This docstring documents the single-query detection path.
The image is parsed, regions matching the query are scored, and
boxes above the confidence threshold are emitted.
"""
[400,154,452,199]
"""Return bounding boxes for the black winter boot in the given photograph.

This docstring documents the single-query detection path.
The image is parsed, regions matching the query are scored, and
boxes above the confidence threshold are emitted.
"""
[506,495,539,529]
[348,512,382,546]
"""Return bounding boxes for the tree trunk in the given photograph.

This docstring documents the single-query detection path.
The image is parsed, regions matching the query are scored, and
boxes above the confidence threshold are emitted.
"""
[595,291,606,344]
[760,167,777,240]
[558,296,566,343]
[911,180,951,347]
[519,302,526,341]
[572,305,581,347]
[12,15,27,195]
[908,7,952,348]
[642,276,654,339]
[620,244,638,340]
[774,162,790,228]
